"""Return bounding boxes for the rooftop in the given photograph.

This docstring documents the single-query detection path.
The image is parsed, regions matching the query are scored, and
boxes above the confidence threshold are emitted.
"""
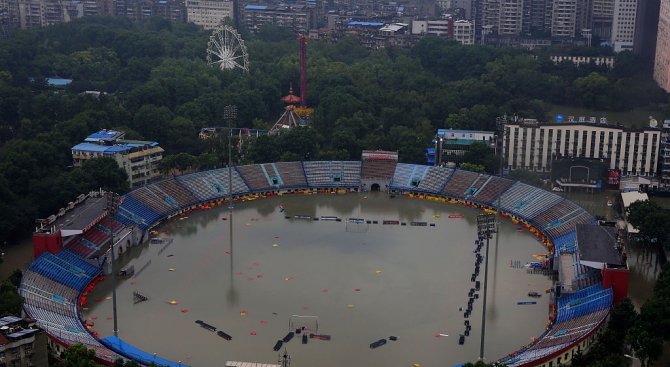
[349,21,384,27]
[37,194,108,235]
[621,191,648,209]
[0,316,40,345]
[437,129,495,136]
[85,129,124,142]
[576,224,623,269]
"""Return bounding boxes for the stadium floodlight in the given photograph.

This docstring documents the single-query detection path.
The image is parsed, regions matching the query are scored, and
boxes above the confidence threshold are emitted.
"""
[477,212,496,360]
[105,191,121,337]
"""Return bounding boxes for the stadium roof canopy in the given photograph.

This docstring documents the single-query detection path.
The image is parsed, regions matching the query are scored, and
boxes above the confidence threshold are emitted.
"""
[576,224,623,269]
[49,195,108,236]
[101,336,187,367]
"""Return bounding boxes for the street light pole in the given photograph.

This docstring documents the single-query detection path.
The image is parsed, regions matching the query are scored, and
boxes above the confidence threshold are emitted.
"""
[105,192,121,338]
[223,105,237,279]
[477,213,496,360]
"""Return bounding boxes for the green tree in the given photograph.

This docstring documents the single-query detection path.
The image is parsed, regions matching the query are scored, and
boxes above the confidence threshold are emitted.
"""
[462,142,497,173]
[626,200,670,248]
[60,344,102,367]
[509,169,543,186]
[460,163,486,173]
[0,280,22,315]
[79,157,130,194]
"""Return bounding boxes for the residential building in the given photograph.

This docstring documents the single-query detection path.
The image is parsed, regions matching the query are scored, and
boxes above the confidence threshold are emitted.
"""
[498,0,523,35]
[71,129,164,188]
[503,118,661,176]
[550,0,577,38]
[660,120,670,186]
[654,0,670,92]
[0,0,20,35]
[430,129,496,166]
[611,0,638,52]
[633,0,659,59]
[0,316,48,367]
[522,0,551,35]
[411,19,452,36]
[592,0,614,40]
[240,3,309,33]
[186,0,233,29]
[453,19,475,44]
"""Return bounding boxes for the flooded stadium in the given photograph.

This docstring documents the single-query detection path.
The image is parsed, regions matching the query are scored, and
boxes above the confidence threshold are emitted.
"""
[84,193,553,367]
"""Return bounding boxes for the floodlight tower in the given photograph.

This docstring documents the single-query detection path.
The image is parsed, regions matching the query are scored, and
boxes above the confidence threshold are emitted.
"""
[299,34,307,109]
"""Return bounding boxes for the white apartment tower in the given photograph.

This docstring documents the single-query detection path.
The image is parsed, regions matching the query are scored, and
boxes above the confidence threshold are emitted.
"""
[550,0,577,37]
[655,0,670,92]
[611,0,638,52]
[186,0,233,30]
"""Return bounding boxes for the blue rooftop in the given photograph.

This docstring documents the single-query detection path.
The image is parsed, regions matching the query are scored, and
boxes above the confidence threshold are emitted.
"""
[88,132,119,140]
[100,336,189,367]
[46,78,73,87]
[348,21,384,27]
[72,143,112,153]
[245,5,268,10]
[105,146,132,153]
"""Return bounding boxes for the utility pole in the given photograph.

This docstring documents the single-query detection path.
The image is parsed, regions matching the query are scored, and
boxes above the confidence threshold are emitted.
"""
[105,191,121,338]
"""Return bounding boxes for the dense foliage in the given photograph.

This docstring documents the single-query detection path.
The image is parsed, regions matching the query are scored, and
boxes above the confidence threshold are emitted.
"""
[626,200,670,251]
[0,16,668,244]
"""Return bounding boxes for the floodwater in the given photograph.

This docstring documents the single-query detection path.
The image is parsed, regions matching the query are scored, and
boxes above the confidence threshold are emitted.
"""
[85,193,553,367]
[0,237,33,280]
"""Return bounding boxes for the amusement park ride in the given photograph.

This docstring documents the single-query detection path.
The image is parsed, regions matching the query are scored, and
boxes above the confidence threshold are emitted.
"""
[201,30,313,144]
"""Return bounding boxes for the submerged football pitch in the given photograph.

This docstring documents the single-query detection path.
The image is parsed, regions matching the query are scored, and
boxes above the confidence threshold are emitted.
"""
[86,193,552,366]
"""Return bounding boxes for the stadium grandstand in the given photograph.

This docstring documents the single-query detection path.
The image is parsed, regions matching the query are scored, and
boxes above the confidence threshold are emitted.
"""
[22,158,627,367]
[360,150,398,191]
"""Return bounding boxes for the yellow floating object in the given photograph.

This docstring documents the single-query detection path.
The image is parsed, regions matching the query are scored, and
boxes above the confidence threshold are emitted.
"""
[245,223,252,227]
[169,268,175,272]
[432,214,441,218]
[272,243,279,247]
[413,364,421,367]
[375,269,382,274]
[169,300,178,305]
[347,304,354,308]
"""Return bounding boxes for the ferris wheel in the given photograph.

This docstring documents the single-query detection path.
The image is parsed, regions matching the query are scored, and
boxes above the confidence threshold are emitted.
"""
[206,25,250,72]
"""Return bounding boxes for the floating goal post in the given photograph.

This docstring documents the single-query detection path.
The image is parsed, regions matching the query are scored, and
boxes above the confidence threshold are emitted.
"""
[345,219,369,233]
[288,315,319,334]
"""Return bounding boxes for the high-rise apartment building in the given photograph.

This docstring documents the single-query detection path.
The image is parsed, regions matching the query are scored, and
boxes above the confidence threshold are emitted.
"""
[592,0,614,39]
[655,0,670,92]
[498,0,524,34]
[633,0,660,59]
[550,0,577,37]
[611,0,638,52]
[0,0,20,35]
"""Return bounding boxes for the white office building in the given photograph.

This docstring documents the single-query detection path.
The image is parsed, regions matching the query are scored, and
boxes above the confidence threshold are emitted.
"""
[611,0,638,52]
[503,118,661,176]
